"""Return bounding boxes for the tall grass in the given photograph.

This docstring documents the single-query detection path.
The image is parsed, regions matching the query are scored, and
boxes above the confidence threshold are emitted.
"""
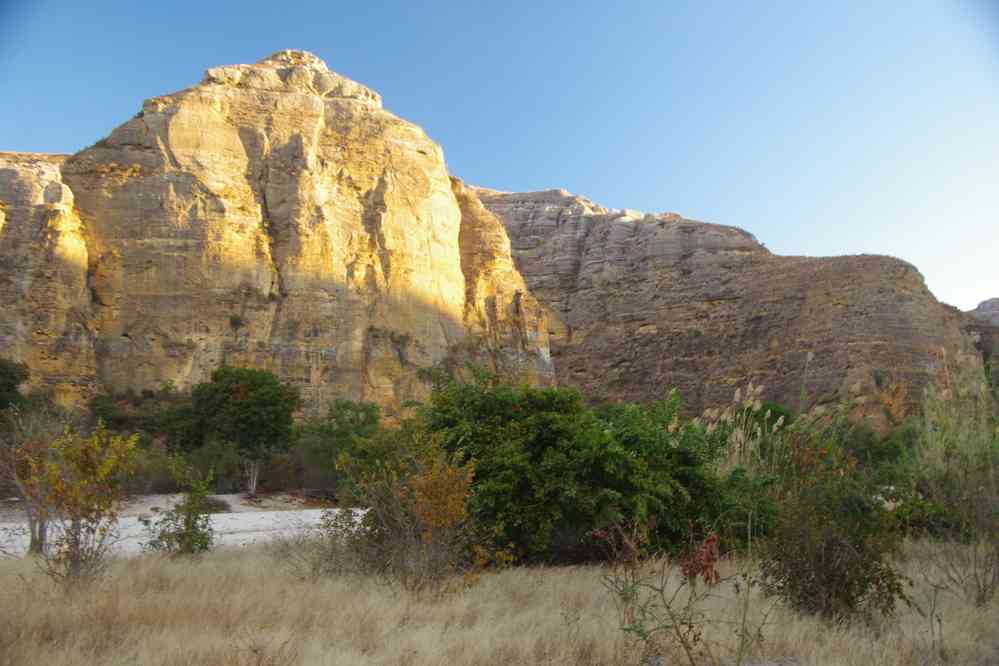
[0,543,996,665]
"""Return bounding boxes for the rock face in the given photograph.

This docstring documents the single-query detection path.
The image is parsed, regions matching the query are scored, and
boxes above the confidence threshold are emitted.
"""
[964,300,999,371]
[969,299,999,327]
[0,153,96,404]
[476,187,979,420]
[0,51,551,413]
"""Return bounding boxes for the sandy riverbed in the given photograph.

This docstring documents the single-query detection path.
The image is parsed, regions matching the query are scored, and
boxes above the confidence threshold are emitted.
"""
[0,493,331,557]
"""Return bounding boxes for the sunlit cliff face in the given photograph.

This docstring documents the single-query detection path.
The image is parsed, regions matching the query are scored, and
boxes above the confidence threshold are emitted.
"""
[0,52,552,414]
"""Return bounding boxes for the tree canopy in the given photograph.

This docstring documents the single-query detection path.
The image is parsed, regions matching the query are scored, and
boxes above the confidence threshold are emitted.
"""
[189,366,300,461]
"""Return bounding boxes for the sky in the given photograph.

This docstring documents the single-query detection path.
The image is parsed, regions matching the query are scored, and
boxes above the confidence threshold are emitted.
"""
[0,0,996,310]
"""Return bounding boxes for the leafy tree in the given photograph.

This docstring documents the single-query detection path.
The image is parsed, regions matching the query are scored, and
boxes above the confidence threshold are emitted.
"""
[414,371,727,563]
[296,399,380,494]
[19,423,139,588]
[0,358,29,410]
[0,401,70,554]
[189,366,300,495]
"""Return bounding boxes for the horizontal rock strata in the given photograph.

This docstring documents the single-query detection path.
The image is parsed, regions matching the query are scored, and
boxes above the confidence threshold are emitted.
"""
[476,187,980,422]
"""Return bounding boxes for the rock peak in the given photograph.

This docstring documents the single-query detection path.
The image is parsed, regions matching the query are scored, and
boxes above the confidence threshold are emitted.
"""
[256,49,328,69]
[198,50,382,107]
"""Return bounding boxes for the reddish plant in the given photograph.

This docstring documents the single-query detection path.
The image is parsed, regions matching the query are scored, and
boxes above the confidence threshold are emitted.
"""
[681,532,721,586]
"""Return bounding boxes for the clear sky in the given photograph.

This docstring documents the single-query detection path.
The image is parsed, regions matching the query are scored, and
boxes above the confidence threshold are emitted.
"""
[1,1,996,310]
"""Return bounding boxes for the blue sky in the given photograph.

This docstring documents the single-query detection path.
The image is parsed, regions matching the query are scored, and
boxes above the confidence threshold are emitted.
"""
[1,1,996,309]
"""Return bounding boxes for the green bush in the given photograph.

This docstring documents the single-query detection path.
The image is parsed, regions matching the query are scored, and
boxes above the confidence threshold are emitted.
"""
[127,441,183,494]
[760,476,908,620]
[908,357,999,605]
[759,414,910,620]
[0,358,29,410]
[295,399,381,496]
[412,371,728,563]
[335,435,475,594]
[892,494,963,539]
[140,463,216,556]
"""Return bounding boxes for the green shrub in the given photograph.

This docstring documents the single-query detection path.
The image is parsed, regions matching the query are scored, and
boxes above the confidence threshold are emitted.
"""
[0,358,29,411]
[127,441,183,494]
[413,371,727,563]
[759,413,910,620]
[332,430,475,593]
[295,399,381,496]
[140,462,216,556]
[711,466,778,551]
[892,494,963,539]
[909,356,999,606]
[186,439,243,492]
[760,475,908,620]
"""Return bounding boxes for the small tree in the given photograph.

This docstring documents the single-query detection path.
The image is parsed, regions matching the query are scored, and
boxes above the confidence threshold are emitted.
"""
[296,399,380,494]
[190,367,300,495]
[141,459,215,556]
[0,358,29,410]
[337,426,475,593]
[0,402,69,554]
[20,423,138,588]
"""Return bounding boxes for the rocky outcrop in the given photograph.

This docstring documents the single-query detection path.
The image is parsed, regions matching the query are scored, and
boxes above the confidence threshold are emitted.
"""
[476,187,978,421]
[964,300,999,370]
[969,299,999,327]
[0,51,551,413]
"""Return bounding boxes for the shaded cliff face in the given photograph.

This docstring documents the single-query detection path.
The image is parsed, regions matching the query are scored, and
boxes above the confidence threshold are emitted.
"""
[476,187,978,420]
[969,299,999,327]
[963,300,999,370]
[0,51,551,413]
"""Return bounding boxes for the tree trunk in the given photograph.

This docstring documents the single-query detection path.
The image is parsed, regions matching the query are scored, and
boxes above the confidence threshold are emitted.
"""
[247,460,260,496]
[27,515,47,555]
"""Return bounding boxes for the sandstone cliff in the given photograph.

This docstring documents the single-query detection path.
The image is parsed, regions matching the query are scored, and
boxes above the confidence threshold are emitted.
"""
[475,187,979,421]
[0,153,96,404]
[0,51,551,414]
[0,50,984,421]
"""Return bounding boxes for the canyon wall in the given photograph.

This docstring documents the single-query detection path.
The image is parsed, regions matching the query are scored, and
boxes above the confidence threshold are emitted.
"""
[477,187,980,421]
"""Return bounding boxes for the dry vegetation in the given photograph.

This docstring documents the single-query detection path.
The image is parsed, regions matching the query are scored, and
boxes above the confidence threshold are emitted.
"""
[0,542,996,666]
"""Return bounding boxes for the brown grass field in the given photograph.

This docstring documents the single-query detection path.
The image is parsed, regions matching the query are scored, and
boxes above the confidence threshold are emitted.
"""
[0,541,997,666]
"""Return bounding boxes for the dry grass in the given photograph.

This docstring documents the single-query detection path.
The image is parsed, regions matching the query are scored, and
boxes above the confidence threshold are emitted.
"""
[0,543,997,666]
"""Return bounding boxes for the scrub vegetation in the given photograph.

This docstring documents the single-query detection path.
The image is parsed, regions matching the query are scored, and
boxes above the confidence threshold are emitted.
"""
[0,352,996,665]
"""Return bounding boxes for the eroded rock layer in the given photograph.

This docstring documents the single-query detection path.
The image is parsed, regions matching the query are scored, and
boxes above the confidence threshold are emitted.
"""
[0,51,552,413]
[476,187,979,421]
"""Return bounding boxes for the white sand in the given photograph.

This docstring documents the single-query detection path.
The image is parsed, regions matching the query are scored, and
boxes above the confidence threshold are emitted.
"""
[0,494,330,557]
